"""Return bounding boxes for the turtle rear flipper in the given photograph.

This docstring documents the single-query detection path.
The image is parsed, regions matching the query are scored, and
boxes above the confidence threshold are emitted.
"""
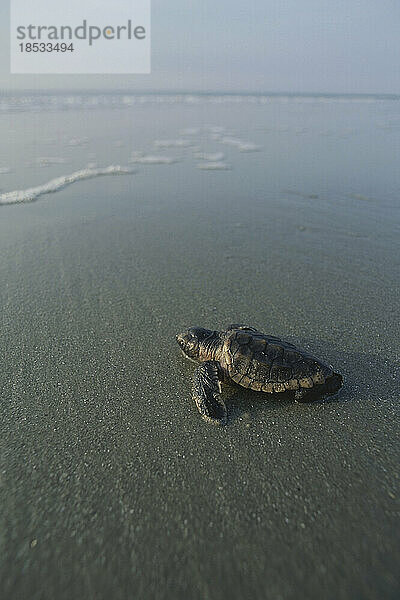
[193,361,227,425]
[295,371,343,402]
[324,372,343,395]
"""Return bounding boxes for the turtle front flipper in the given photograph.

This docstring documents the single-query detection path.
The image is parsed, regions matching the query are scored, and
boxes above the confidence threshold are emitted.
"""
[193,361,227,425]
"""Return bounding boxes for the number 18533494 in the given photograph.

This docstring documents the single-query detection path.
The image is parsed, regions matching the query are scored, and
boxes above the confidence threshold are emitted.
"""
[19,43,74,52]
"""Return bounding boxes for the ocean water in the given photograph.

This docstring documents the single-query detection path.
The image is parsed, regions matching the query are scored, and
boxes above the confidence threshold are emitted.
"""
[1,92,399,332]
[1,92,399,206]
[0,93,399,600]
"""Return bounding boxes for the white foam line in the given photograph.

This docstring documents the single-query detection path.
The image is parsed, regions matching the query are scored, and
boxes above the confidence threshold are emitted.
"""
[67,137,89,147]
[154,139,193,148]
[218,136,242,146]
[0,94,394,115]
[0,165,134,205]
[36,157,69,167]
[218,136,261,151]
[194,151,225,161]
[196,162,231,171]
[129,152,177,165]
[0,167,12,174]
[237,142,261,152]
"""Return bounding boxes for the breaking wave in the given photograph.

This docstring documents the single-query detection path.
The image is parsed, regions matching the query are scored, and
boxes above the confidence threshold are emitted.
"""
[0,93,396,114]
[0,165,134,205]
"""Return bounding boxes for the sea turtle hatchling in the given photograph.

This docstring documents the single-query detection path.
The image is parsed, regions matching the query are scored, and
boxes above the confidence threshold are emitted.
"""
[176,324,343,425]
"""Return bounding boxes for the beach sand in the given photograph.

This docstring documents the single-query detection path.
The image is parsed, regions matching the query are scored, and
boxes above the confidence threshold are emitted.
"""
[0,96,399,599]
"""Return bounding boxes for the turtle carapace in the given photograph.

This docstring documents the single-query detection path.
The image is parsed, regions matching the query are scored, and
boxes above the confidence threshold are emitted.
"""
[176,324,343,425]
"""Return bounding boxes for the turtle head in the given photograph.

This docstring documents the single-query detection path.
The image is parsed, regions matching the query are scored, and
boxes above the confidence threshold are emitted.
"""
[176,327,220,361]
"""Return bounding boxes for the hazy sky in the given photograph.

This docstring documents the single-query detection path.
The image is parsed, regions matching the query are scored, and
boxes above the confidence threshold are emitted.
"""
[1,0,399,93]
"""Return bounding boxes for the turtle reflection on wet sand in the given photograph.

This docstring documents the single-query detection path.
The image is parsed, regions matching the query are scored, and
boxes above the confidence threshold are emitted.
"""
[176,324,343,425]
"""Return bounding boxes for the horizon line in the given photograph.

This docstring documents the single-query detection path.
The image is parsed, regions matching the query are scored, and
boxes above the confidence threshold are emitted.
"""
[1,88,400,98]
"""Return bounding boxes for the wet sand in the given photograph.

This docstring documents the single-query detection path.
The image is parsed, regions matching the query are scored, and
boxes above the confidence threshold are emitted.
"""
[0,98,399,599]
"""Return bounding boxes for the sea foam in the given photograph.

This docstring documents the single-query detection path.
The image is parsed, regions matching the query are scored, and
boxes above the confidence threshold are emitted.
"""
[67,137,89,147]
[0,93,395,115]
[194,152,225,161]
[196,162,231,171]
[217,137,260,152]
[35,157,69,167]
[0,165,134,205]
[129,152,177,164]
[154,139,193,148]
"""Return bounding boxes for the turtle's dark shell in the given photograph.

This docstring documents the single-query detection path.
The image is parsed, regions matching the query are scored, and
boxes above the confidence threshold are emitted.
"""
[222,325,336,393]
